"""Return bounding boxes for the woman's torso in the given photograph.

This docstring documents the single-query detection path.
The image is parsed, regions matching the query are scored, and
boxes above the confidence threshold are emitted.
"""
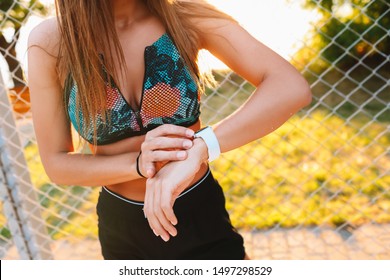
[66,12,207,201]
[94,122,208,202]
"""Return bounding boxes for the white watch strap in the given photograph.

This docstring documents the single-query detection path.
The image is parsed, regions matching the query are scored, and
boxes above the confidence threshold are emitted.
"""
[194,126,221,162]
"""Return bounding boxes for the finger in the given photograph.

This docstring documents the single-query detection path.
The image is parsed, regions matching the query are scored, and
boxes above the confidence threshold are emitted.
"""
[138,151,155,178]
[149,150,188,162]
[140,137,193,177]
[140,151,186,179]
[147,124,194,139]
[143,160,156,178]
[146,167,156,178]
[145,180,170,241]
[148,215,170,242]
[153,183,177,239]
[149,137,193,150]
[161,186,178,226]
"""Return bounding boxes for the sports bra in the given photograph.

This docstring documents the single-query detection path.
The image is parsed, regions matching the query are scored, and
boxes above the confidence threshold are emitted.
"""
[66,33,200,145]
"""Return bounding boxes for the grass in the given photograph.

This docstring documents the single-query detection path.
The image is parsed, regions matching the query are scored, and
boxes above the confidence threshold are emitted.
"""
[203,66,390,230]
[211,110,389,229]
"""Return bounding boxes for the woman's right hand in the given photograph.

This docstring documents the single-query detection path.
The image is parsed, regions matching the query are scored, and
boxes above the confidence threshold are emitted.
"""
[138,124,195,178]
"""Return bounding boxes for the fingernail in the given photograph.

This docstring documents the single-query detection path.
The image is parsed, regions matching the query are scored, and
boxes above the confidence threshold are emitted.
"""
[177,151,186,159]
[147,169,154,177]
[153,230,159,237]
[161,235,169,242]
[186,129,194,137]
[171,220,177,226]
[183,140,192,148]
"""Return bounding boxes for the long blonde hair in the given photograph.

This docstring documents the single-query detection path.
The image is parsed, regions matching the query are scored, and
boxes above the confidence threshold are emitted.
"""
[55,0,234,143]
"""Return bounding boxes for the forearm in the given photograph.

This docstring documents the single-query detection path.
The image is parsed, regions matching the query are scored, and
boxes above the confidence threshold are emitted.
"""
[42,151,140,186]
[213,73,312,153]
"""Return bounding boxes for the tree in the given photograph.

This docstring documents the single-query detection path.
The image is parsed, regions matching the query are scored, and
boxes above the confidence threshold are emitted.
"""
[0,0,48,88]
[293,0,389,70]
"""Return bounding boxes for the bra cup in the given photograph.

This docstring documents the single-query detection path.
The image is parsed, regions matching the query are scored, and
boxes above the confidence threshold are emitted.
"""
[67,33,200,145]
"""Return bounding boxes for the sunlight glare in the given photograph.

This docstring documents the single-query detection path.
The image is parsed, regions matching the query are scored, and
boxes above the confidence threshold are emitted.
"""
[202,0,317,69]
[1,0,318,86]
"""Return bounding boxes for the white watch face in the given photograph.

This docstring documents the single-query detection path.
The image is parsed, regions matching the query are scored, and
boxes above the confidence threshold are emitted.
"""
[193,126,220,162]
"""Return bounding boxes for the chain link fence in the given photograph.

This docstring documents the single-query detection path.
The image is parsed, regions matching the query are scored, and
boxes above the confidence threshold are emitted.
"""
[0,0,389,260]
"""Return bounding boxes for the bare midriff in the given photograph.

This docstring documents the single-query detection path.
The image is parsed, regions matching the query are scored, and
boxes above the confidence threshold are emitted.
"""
[93,120,208,202]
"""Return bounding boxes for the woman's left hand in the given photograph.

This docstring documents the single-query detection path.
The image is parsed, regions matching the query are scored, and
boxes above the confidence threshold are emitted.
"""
[143,138,208,242]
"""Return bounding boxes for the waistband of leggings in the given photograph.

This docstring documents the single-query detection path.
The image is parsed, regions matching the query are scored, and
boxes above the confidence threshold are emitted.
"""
[102,168,211,206]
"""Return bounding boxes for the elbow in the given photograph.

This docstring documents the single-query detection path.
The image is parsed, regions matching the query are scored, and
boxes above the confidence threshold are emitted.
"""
[41,156,70,185]
[47,174,66,186]
[293,75,312,109]
[44,165,67,185]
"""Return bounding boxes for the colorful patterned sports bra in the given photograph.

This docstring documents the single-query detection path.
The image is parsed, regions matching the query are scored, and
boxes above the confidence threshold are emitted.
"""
[66,33,200,145]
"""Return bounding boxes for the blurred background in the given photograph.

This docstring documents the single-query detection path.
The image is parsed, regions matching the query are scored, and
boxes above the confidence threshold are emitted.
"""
[0,0,389,260]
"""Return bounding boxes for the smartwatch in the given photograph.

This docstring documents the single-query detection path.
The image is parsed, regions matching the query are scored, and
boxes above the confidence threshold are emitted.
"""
[194,126,221,162]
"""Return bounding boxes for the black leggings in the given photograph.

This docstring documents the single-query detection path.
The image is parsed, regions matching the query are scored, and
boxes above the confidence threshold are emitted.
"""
[97,169,245,260]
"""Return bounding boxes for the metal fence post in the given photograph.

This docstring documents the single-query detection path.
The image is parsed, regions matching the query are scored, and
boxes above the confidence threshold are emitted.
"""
[0,71,53,260]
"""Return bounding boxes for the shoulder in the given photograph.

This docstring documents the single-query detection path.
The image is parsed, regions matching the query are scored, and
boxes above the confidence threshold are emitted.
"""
[176,0,237,46]
[27,17,61,86]
[28,17,60,56]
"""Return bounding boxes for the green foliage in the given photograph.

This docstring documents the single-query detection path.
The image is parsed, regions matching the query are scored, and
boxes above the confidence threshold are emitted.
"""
[293,0,389,70]
[212,110,390,229]
[303,64,390,123]
[0,0,47,32]
[0,202,12,240]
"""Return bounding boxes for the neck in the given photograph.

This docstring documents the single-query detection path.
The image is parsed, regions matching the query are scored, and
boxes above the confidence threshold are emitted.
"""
[112,0,148,30]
